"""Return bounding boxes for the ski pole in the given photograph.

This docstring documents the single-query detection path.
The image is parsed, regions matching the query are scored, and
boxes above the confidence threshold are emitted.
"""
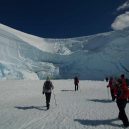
[53,91,57,106]
[79,85,81,91]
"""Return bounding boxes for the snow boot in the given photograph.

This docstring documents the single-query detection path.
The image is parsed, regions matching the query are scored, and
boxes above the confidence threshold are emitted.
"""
[47,103,50,110]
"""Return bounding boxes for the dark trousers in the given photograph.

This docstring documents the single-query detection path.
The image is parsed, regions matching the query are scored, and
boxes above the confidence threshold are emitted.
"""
[116,99,129,126]
[110,89,115,101]
[45,93,51,109]
[75,84,78,91]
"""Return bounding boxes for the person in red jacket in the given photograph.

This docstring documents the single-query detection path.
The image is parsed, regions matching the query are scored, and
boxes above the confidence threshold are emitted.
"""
[114,78,129,127]
[107,77,116,101]
[121,74,128,88]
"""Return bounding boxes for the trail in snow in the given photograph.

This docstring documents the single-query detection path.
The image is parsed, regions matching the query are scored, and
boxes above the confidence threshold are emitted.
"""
[0,80,128,129]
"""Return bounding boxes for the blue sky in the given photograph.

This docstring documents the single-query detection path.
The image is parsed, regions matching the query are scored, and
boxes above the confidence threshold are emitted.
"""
[0,0,129,38]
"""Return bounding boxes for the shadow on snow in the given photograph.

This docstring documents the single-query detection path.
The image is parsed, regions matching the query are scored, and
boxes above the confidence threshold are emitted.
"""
[87,99,113,103]
[61,90,75,92]
[15,106,47,111]
[74,118,122,127]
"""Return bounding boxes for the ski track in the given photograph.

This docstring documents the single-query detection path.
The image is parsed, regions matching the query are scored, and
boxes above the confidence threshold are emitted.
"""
[0,80,128,129]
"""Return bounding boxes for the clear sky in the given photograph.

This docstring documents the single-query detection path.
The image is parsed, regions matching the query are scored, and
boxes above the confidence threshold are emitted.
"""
[0,0,128,38]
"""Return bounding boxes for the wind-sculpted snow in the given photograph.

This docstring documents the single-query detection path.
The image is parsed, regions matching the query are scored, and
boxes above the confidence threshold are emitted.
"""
[0,23,129,80]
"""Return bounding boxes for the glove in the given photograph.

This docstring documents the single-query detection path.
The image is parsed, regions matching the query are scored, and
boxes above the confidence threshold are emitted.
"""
[42,92,44,94]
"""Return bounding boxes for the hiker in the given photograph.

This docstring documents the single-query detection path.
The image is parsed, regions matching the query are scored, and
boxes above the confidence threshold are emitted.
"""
[42,76,54,110]
[114,78,129,127]
[74,76,79,91]
[105,77,109,82]
[107,77,116,101]
[121,74,128,88]
[121,74,129,88]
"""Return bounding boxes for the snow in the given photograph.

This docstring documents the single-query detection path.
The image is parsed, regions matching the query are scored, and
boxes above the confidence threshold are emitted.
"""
[0,80,128,129]
[0,23,129,80]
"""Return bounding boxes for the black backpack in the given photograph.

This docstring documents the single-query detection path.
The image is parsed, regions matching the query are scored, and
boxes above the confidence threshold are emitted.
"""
[117,87,123,98]
[45,81,52,90]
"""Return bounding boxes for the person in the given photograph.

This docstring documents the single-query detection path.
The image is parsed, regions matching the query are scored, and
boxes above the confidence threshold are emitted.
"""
[42,76,54,110]
[74,76,79,91]
[121,74,128,88]
[105,77,109,82]
[121,74,129,88]
[114,78,129,127]
[107,77,116,101]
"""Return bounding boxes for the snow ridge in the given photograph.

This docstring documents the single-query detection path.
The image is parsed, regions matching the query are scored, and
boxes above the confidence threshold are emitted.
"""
[0,23,129,80]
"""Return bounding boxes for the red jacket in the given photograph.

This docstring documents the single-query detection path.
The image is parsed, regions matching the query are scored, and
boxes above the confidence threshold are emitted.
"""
[121,78,128,88]
[107,79,115,90]
[114,84,129,100]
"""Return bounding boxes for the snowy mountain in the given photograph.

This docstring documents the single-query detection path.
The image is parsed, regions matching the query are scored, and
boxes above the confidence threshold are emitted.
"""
[0,23,129,80]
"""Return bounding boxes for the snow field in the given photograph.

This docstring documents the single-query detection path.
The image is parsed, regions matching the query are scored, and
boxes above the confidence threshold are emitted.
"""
[0,80,129,129]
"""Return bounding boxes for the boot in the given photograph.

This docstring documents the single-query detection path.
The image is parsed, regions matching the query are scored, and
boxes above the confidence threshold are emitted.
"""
[124,122,129,128]
[47,103,50,110]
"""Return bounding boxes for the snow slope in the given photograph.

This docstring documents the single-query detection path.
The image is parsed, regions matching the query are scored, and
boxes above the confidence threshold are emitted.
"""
[0,23,129,80]
[0,80,128,129]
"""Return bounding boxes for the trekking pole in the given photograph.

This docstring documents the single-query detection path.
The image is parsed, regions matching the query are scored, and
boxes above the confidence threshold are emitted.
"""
[42,93,45,106]
[79,85,81,91]
[53,91,57,106]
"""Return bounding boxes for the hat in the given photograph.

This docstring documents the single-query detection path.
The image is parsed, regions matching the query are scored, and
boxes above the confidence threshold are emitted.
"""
[46,76,50,81]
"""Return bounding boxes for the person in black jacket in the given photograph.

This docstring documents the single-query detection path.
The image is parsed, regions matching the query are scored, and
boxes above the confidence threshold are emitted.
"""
[42,76,54,110]
[74,76,79,91]
[105,77,109,82]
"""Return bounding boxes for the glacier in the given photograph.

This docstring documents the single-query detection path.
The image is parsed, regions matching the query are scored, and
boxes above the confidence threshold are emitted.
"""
[0,23,129,80]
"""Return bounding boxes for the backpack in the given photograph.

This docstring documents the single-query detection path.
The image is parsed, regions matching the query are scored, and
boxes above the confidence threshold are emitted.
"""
[74,77,79,84]
[117,87,123,98]
[45,81,52,90]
